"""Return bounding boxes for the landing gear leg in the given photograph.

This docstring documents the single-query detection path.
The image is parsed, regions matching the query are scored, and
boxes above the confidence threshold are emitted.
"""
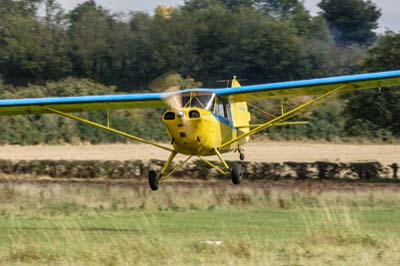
[239,150,245,161]
[235,146,245,161]
[148,151,177,191]
[214,148,244,185]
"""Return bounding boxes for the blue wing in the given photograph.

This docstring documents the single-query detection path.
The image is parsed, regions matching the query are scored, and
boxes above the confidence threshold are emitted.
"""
[0,92,167,115]
[211,70,400,101]
[1,70,400,116]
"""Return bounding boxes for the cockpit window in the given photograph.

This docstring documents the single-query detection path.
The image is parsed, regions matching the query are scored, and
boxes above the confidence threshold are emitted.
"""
[215,102,231,120]
[179,92,216,111]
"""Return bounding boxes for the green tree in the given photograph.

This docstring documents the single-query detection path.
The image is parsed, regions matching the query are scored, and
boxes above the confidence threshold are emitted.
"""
[183,0,254,11]
[344,33,400,139]
[129,11,152,33]
[0,0,42,17]
[318,0,381,45]
[68,0,111,80]
[180,4,311,84]
[218,0,255,10]
[363,32,400,72]
[255,0,299,19]
[126,8,201,89]
[68,2,105,78]
[67,1,137,88]
[0,0,71,84]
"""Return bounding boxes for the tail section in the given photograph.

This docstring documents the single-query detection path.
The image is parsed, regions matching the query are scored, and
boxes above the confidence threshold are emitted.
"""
[231,75,242,88]
[229,76,251,144]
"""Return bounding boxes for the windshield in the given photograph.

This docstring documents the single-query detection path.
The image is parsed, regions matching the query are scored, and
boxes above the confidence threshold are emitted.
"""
[180,92,215,111]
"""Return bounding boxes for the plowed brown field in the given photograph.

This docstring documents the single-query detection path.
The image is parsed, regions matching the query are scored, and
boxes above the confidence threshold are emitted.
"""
[0,141,398,164]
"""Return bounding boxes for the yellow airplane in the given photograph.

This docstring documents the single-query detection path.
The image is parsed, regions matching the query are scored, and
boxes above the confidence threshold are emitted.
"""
[0,70,400,190]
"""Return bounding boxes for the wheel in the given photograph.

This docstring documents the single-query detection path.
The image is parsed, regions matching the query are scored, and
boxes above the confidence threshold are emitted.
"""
[231,164,243,185]
[239,153,245,161]
[148,170,159,191]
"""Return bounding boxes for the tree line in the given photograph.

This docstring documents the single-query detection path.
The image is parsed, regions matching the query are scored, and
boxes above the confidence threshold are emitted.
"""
[0,0,399,144]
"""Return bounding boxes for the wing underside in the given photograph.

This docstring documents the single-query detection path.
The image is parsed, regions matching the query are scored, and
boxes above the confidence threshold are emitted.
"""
[0,93,166,115]
[213,70,400,102]
[216,70,400,148]
[0,70,400,116]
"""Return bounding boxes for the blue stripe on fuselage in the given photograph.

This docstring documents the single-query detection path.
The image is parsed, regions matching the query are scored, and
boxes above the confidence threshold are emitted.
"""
[211,113,235,130]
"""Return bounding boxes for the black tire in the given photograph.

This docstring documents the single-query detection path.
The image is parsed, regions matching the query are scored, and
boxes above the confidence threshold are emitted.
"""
[148,170,159,191]
[239,153,245,161]
[231,164,242,185]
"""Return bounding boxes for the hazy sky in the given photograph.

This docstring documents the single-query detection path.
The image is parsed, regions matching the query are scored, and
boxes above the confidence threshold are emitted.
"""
[58,0,399,33]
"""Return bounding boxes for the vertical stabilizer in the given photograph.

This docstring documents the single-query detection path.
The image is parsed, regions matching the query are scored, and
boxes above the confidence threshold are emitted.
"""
[229,76,251,143]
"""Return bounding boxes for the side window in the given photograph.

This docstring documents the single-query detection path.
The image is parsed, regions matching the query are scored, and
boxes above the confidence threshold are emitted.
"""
[216,104,225,117]
[224,102,231,121]
[223,103,228,118]
[216,102,230,120]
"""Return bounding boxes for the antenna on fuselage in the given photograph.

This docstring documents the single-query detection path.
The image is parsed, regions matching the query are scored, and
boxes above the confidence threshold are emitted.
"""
[215,79,231,88]
[216,76,246,88]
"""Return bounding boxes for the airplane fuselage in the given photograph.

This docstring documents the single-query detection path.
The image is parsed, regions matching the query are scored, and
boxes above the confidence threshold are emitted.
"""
[162,107,240,156]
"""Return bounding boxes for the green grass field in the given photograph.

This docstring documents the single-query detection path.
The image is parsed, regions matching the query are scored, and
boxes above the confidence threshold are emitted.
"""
[0,181,400,265]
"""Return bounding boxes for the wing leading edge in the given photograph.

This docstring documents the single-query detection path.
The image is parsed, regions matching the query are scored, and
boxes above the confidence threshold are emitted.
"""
[213,70,400,102]
[1,70,400,116]
[0,92,167,115]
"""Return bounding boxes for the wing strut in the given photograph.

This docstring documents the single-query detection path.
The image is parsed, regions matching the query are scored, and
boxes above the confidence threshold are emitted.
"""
[44,107,174,152]
[220,84,354,149]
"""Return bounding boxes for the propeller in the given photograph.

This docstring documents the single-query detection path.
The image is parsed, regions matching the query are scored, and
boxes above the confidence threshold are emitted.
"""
[163,87,199,142]
[164,87,183,112]
[163,87,187,122]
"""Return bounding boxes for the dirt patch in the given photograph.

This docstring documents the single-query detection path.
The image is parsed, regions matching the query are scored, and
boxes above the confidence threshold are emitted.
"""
[0,142,398,164]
